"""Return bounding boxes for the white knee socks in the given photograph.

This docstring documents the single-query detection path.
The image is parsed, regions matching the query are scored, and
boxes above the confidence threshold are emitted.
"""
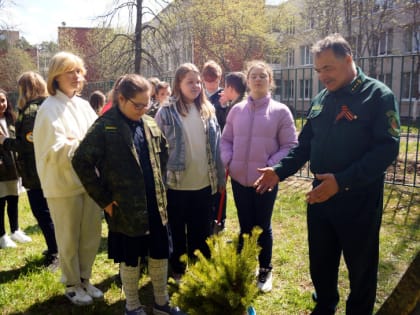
[119,262,141,311]
[148,258,169,306]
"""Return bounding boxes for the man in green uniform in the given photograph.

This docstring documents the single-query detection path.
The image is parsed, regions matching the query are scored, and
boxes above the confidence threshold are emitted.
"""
[254,34,400,315]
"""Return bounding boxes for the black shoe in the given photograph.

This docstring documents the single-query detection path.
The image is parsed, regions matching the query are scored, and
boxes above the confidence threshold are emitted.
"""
[44,253,59,272]
[153,302,187,315]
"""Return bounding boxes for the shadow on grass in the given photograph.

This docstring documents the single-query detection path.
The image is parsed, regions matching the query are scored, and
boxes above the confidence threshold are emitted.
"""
[0,256,46,285]
[379,184,420,291]
[8,276,155,315]
[383,185,419,236]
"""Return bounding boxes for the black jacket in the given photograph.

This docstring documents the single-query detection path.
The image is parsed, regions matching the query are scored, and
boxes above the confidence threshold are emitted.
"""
[3,98,44,189]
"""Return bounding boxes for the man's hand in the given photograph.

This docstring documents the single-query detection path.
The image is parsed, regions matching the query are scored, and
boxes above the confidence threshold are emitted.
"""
[254,167,280,194]
[306,173,339,204]
[104,201,118,216]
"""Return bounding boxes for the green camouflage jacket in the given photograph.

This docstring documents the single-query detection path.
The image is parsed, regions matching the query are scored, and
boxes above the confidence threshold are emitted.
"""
[72,107,168,237]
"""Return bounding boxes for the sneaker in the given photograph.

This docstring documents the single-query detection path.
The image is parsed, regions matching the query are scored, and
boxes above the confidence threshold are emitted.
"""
[11,229,32,243]
[44,253,59,272]
[0,234,17,248]
[65,285,93,306]
[125,306,147,315]
[81,279,103,299]
[153,302,187,315]
[257,268,273,293]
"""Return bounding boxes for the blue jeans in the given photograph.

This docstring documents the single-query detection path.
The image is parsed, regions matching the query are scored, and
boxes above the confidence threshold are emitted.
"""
[231,179,278,269]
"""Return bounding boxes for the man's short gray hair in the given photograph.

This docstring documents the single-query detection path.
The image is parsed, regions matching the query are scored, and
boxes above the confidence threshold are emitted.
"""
[311,33,352,59]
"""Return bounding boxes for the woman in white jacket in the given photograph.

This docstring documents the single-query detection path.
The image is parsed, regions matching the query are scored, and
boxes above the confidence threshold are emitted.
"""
[33,52,102,306]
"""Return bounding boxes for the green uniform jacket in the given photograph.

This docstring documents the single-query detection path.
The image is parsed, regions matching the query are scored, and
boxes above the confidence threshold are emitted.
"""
[72,107,168,237]
[0,115,18,181]
[3,99,44,189]
[274,68,400,192]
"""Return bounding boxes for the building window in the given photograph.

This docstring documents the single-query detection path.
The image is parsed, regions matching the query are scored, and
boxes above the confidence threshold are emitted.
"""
[304,15,315,30]
[401,72,414,99]
[268,55,282,64]
[374,0,395,11]
[404,24,420,53]
[287,18,295,35]
[376,73,392,88]
[286,49,295,67]
[378,29,393,55]
[299,79,312,99]
[284,80,294,99]
[300,45,313,65]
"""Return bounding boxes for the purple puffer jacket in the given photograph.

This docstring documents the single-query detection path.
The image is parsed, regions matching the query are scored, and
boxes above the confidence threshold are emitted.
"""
[220,94,297,187]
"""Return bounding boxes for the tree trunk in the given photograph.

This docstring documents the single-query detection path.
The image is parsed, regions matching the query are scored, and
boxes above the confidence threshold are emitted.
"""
[134,0,143,74]
[376,252,420,315]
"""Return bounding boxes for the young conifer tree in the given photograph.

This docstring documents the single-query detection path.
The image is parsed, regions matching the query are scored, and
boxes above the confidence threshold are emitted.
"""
[171,228,262,315]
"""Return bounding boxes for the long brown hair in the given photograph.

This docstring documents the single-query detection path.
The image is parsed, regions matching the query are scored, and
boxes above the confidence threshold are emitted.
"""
[17,71,48,109]
[172,63,214,120]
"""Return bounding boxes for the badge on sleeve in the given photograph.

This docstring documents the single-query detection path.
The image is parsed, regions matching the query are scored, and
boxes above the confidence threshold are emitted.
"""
[386,110,400,137]
[25,131,33,142]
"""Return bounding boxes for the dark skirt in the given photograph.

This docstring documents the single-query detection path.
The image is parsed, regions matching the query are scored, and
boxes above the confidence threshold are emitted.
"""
[108,205,172,267]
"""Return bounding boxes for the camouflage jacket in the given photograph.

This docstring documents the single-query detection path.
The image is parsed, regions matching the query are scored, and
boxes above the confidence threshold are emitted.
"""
[72,107,168,237]
[3,98,44,189]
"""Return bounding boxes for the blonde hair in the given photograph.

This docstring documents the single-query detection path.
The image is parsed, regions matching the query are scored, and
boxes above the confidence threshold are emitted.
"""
[245,60,275,90]
[17,71,48,109]
[47,51,86,95]
[172,63,214,119]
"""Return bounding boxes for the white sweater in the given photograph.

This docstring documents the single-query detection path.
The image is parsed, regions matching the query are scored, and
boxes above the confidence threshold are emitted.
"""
[33,90,97,198]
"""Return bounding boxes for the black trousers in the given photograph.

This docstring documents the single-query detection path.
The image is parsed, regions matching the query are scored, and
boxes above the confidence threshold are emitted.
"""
[231,179,278,269]
[308,182,383,315]
[27,189,58,254]
[167,186,213,274]
[0,195,18,236]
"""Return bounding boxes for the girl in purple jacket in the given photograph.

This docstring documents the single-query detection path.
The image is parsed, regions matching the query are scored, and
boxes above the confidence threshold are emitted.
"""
[220,60,297,293]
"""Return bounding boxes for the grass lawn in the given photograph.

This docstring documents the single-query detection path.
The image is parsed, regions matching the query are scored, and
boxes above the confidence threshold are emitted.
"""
[0,177,418,315]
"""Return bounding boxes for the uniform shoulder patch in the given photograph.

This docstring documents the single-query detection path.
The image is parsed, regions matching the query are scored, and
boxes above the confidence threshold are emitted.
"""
[105,125,117,132]
[307,104,324,119]
[386,110,400,137]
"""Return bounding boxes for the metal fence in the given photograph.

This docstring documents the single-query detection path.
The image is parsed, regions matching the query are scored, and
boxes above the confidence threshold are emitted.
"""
[6,54,419,187]
[272,54,420,187]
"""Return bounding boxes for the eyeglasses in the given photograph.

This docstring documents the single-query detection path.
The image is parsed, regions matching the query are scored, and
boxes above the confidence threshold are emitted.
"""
[128,98,150,110]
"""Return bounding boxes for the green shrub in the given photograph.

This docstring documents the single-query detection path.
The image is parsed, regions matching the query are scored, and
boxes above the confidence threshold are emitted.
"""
[171,228,262,315]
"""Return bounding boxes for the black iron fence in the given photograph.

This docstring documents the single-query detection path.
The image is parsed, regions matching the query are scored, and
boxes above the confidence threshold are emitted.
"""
[6,54,419,187]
